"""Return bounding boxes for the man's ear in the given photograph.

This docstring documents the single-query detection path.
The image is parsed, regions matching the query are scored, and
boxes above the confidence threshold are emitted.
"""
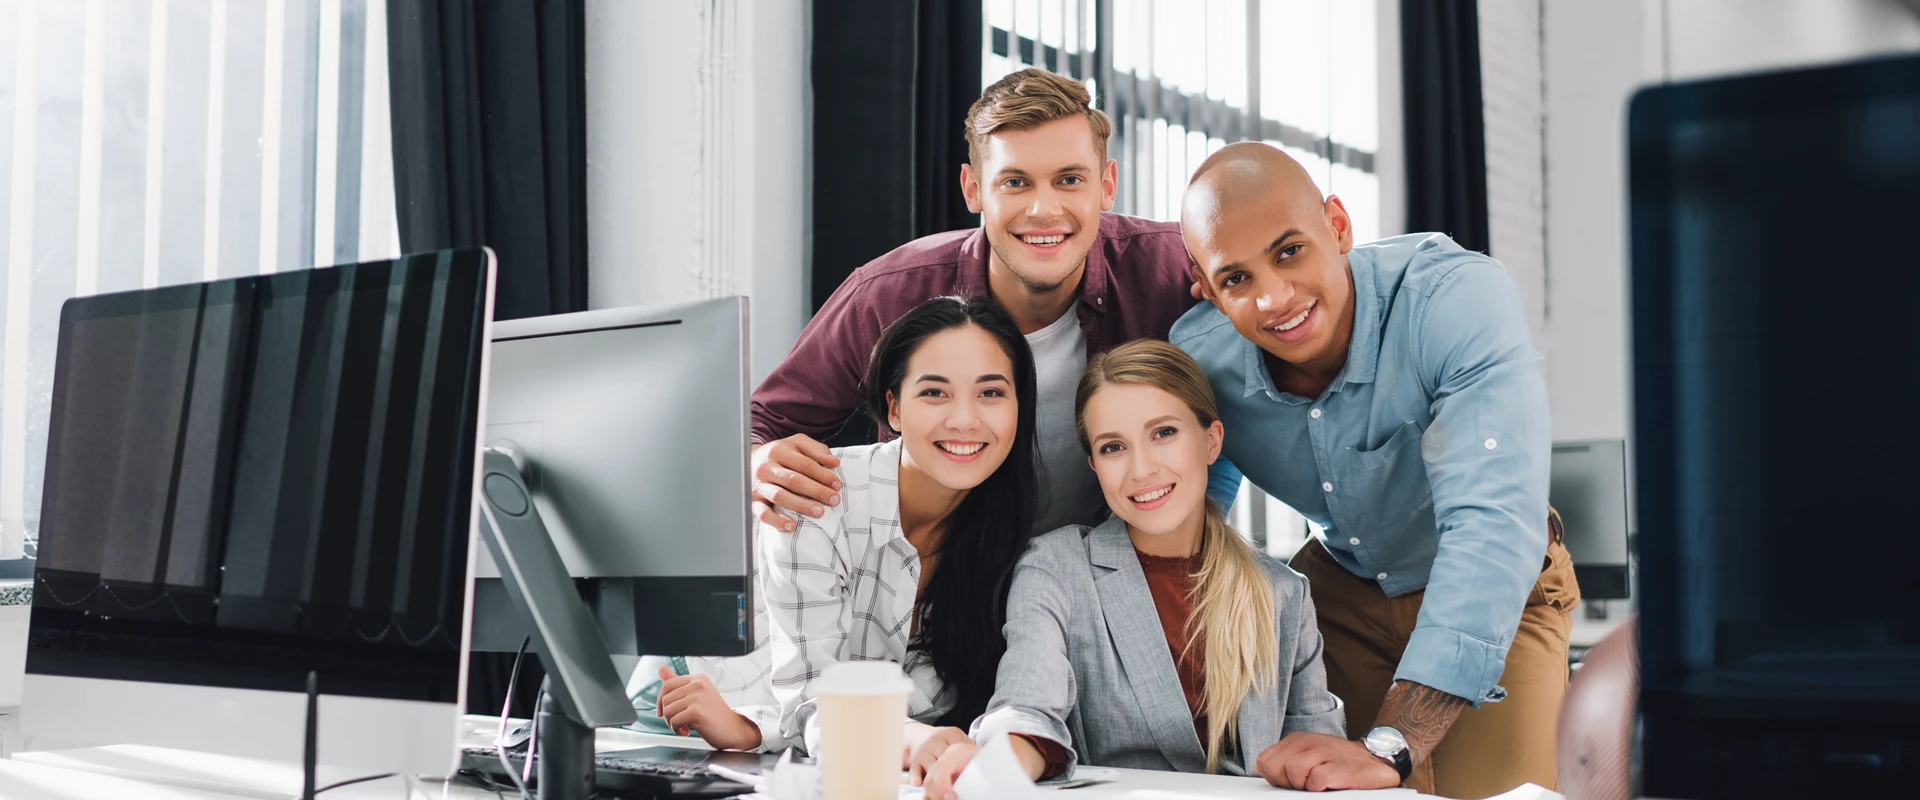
[1325,194,1355,253]
[1188,253,1218,304]
[961,163,984,214]
[1100,159,1118,211]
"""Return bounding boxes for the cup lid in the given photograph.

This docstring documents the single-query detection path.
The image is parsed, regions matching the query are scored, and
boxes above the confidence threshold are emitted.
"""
[815,661,912,695]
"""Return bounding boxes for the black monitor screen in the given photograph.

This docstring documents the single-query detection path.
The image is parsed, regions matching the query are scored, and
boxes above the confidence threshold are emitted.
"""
[1631,55,1920,793]
[26,250,491,704]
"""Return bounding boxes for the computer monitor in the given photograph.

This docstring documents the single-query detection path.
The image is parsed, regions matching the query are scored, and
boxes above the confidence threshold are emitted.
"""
[22,249,496,778]
[1630,54,1920,796]
[472,297,754,660]
[1548,439,1631,600]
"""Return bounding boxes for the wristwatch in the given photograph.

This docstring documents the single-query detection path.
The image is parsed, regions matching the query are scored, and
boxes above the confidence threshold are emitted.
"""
[1363,726,1414,782]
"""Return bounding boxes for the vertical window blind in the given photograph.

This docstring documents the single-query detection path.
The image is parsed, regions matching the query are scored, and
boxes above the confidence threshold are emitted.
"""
[0,0,400,558]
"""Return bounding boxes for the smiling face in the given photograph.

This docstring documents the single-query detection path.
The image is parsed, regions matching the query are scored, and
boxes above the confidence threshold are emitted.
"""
[1182,145,1358,378]
[1082,383,1223,543]
[961,116,1118,296]
[886,324,1021,492]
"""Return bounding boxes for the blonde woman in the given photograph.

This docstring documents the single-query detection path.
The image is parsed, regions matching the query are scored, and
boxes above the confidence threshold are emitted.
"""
[915,340,1399,795]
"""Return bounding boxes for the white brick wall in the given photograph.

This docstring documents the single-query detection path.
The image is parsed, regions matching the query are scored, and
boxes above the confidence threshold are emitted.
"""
[1478,0,1548,347]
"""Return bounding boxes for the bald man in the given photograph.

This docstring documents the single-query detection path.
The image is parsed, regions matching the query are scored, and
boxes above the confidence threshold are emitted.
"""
[1171,143,1578,797]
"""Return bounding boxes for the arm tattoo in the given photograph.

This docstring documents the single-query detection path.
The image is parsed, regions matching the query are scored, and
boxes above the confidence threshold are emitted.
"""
[1373,680,1469,764]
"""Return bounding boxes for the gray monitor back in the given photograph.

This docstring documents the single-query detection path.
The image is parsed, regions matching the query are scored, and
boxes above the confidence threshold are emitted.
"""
[1549,438,1632,600]
[475,298,752,656]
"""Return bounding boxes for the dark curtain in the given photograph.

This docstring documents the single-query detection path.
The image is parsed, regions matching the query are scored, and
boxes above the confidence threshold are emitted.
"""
[387,0,589,322]
[811,0,981,447]
[386,0,588,716]
[1401,0,1491,255]
[914,0,985,240]
[811,0,919,316]
[811,0,983,316]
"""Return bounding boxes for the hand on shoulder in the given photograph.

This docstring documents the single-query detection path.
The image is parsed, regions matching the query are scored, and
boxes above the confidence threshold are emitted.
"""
[750,435,843,531]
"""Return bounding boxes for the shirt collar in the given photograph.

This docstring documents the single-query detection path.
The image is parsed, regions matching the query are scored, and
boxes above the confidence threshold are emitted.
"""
[951,217,1115,311]
[1237,247,1382,399]
[1339,246,1382,386]
[955,229,991,296]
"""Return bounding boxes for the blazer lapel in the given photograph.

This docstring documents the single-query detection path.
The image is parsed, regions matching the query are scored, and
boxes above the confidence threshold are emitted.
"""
[1086,518,1208,773]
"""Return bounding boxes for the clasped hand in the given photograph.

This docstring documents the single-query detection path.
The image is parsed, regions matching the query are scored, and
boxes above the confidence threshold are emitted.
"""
[1254,732,1401,791]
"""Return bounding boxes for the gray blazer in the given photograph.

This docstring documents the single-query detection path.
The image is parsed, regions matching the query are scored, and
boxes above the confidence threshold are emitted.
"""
[970,516,1345,776]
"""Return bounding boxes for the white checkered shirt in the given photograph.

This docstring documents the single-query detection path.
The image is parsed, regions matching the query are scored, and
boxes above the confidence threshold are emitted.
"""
[693,439,950,754]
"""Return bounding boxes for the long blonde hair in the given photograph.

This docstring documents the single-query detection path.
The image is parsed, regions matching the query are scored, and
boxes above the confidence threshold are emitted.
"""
[1074,339,1279,773]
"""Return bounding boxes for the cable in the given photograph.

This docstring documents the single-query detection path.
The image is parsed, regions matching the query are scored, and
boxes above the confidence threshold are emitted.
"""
[455,770,509,799]
[311,772,399,795]
[520,676,544,785]
[495,636,534,800]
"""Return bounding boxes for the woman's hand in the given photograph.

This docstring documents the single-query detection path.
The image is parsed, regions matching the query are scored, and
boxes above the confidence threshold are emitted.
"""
[903,724,973,783]
[918,740,982,800]
[921,735,1049,799]
[655,666,762,751]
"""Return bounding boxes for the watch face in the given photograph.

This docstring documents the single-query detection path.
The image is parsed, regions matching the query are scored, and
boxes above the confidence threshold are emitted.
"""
[1365,726,1407,756]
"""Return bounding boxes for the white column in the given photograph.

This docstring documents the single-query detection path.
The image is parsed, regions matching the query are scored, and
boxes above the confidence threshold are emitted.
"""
[75,0,106,298]
[2,0,40,559]
[259,0,288,275]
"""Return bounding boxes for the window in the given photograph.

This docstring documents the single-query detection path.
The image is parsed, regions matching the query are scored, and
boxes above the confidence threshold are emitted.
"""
[984,0,1382,557]
[0,0,399,557]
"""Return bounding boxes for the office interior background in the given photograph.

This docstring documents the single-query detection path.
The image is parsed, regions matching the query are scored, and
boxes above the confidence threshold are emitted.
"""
[5,0,1920,624]
[0,8,1918,789]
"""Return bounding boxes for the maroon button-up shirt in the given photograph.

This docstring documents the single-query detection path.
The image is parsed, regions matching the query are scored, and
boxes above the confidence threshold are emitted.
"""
[751,213,1199,446]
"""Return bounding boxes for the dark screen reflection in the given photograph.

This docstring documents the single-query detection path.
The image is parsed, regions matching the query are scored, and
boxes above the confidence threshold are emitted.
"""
[27,251,489,703]
[1653,92,1920,698]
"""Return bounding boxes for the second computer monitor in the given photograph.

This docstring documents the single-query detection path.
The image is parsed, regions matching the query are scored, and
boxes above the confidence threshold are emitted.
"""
[1549,438,1632,600]
[476,297,753,658]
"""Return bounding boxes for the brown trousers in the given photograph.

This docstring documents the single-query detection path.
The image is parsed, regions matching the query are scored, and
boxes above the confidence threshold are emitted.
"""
[1290,532,1580,799]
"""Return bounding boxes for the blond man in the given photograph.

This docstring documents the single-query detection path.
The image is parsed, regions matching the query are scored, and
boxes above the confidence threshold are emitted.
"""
[749,68,1201,537]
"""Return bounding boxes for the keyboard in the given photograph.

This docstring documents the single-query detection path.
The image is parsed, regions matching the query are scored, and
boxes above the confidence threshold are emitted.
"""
[461,744,773,798]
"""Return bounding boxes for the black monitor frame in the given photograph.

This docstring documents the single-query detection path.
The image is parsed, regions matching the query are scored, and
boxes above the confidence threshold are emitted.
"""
[1630,54,1920,797]
[28,250,492,705]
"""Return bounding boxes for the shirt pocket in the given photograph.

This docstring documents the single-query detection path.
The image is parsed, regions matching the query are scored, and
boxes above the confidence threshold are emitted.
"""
[1329,421,1433,531]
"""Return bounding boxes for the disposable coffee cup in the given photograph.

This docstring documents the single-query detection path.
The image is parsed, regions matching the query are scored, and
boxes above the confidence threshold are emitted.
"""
[815,661,912,800]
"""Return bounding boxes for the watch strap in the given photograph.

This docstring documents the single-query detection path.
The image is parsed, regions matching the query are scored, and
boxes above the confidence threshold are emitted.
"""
[1386,745,1413,781]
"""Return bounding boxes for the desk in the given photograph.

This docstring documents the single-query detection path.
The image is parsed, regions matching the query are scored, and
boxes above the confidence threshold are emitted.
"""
[0,715,1450,799]
[511,724,1436,800]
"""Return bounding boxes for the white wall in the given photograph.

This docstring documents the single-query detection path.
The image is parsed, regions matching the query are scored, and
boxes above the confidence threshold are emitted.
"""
[1657,0,1920,81]
[1539,0,1647,442]
[1508,0,1920,442]
[1375,0,1405,239]
[1479,0,1547,346]
[585,0,809,386]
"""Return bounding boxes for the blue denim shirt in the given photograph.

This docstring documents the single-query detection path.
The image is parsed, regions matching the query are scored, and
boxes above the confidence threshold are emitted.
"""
[1172,233,1551,707]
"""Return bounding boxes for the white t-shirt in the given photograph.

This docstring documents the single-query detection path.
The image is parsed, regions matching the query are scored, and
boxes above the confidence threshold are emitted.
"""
[1025,303,1102,534]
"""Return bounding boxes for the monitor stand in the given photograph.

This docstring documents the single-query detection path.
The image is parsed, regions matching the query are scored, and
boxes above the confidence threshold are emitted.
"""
[477,445,638,799]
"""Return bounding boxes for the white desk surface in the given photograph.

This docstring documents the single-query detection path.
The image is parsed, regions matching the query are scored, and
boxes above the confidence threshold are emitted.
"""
[0,715,1450,799]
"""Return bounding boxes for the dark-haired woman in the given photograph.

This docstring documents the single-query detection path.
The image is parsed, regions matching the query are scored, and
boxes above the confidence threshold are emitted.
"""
[654,296,1038,761]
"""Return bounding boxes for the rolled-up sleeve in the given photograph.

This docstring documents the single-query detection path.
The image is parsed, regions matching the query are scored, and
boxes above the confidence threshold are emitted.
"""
[1205,457,1245,512]
[757,507,852,753]
[1399,260,1552,706]
[969,553,1081,774]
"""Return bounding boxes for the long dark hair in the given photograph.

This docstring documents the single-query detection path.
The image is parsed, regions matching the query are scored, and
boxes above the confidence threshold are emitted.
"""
[864,296,1038,729]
